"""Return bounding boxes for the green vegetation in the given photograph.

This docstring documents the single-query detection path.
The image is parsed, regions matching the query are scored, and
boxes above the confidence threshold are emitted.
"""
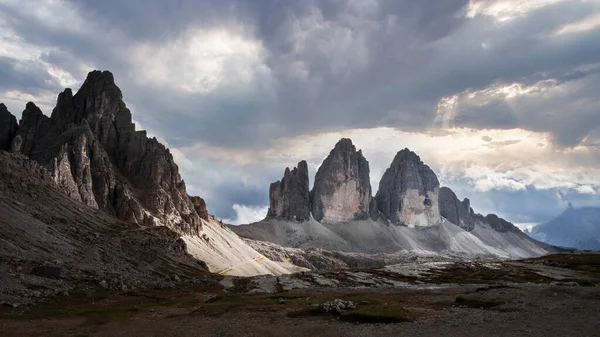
[454,296,505,309]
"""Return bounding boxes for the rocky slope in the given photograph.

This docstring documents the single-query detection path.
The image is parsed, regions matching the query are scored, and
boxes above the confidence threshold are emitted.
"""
[311,138,375,223]
[0,70,292,277]
[526,206,600,250]
[0,151,206,305]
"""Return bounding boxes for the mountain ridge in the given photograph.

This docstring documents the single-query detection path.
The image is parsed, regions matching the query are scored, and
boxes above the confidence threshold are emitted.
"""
[232,138,553,258]
[527,206,600,250]
[0,70,295,277]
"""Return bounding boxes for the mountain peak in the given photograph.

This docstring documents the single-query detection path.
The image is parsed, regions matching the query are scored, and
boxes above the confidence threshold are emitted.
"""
[311,138,374,223]
[333,138,356,151]
[267,160,311,222]
[0,104,18,151]
[376,147,440,226]
[8,70,205,235]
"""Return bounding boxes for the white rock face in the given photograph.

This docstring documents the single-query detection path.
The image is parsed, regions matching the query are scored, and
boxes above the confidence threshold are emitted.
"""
[183,217,296,277]
[311,138,373,223]
[397,188,441,228]
[375,148,440,226]
[316,179,365,223]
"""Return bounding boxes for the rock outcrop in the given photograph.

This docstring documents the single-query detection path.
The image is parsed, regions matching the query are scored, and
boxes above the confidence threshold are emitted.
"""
[267,161,311,221]
[7,70,204,235]
[480,214,520,233]
[438,187,475,231]
[375,149,441,227]
[310,138,374,223]
[0,104,18,151]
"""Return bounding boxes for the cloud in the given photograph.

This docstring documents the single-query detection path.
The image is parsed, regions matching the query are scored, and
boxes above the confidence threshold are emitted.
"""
[223,204,268,225]
[1,0,599,224]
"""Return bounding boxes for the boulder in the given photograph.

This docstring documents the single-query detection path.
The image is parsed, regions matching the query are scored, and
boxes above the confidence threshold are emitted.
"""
[322,299,356,315]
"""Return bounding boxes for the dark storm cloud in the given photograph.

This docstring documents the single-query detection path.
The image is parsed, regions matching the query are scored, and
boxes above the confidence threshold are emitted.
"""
[2,0,597,149]
[2,0,600,221]
[0,56,57,92]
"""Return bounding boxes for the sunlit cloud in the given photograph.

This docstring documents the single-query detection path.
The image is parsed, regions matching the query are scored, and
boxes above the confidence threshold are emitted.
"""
[222,204,268,225]
[466,0,569,21]
[555,12,600,35]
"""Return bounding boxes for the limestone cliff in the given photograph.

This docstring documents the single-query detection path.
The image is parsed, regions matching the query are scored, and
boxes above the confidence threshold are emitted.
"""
[310,138,374,223]
[8,70,206,235]
[438,187,475,231]
[267,161,311,222]
[375,148,441,227]
[0,104,18,151]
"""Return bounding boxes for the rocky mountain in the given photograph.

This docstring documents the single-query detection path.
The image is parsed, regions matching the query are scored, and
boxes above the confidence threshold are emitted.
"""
[311,138,375,223]
[0,151,205,304]
[375,149,441,227]
[9,72,204,233]
[526,206,600,250]
[438,187,475,231]
[232,138,554,258]
[267,161,311,221]
[0,70,294,277]
[0,104,18,151]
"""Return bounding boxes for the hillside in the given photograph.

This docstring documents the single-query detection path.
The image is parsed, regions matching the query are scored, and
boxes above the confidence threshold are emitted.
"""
[0,71,295,279]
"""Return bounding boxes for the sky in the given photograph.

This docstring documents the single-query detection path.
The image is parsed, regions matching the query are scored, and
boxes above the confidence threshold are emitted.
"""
[1,0,600,228]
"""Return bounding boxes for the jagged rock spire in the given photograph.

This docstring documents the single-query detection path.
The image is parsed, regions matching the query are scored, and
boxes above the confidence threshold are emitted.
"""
[0,104,18,151]
[6,70,208,235]
[375,148,440,226]
[267,160,311,222]
[310,138,374,223]
[438,187,475,231]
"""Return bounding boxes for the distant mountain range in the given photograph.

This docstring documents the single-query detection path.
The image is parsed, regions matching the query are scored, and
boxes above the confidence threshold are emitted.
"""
[232,138,557,258]
[526,207,600,250]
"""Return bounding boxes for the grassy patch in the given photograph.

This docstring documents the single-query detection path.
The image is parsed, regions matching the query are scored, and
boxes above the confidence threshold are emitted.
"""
[339,305,414,324]
[575,279,597,287]
[428,262,552,285]
[285,292,418,324]
[455,296,505,309]
[522,253,600,276]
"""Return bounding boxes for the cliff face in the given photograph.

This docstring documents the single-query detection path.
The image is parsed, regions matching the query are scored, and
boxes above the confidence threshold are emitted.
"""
[7,70,206,235]
[375,149,441,227]
[262,138,525,238]
[310,138,374,223]
[267,161,311,222]
[0,104,18,151]
[438,187,476,231]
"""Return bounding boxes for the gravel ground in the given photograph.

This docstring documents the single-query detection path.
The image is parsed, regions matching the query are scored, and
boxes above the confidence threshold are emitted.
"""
[2,283,600,337]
